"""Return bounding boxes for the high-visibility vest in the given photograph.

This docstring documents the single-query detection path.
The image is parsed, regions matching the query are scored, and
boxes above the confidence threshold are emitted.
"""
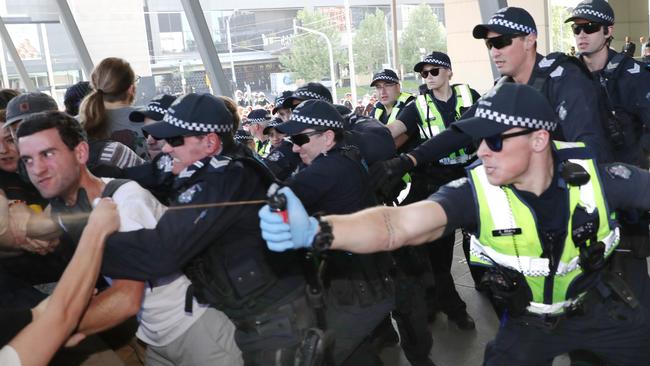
[467,141,620,315]
[255,139,271,157]
[374,92,414,125]
[414,84,475,165]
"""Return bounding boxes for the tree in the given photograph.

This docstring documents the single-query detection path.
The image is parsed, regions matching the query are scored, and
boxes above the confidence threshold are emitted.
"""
[549,5,575,53]
[399,4,447,71]
[280,9,345,82]
[353,9,389,75]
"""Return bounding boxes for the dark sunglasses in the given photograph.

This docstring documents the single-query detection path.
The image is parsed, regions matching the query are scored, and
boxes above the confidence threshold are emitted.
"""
[420,69,441,78]
[289,131,323,147]
[474,129,534,152]
[571,22,603,35]
[484,33,525,50]
[163,134,203,147]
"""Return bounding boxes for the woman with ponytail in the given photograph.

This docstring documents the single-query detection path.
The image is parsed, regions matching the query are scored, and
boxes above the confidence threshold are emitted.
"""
[79,57,149,159]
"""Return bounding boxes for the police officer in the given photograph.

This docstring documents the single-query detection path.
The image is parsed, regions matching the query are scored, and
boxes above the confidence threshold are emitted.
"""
[565,0,650,345]
[260,83,650,366]
[369,69,414,126]
[244,108,272,157]
[275,100,395,365]
[372,7,615,188]
[385,51,478,331]
[234,128,256,152]
[262,117,301,181]
[98,93,313,365]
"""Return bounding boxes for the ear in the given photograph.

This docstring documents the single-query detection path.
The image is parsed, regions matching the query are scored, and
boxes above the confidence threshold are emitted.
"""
[205,132,221,154]
[74,141,90,165]
[530,130,550,152]
[605,25,613,36]
[524,34,536,49]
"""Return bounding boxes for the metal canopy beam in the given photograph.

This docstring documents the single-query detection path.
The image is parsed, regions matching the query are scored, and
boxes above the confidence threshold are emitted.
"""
[180,0,232,97]
[0,16,35,91]
[54,0,94,80]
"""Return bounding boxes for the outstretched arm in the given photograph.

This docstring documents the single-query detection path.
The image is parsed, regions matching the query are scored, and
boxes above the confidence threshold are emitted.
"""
[7,198,119,366]
[259,187,449,254]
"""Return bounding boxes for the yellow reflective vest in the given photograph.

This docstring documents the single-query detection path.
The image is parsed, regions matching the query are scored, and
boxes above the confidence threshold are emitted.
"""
[467,141,619,315]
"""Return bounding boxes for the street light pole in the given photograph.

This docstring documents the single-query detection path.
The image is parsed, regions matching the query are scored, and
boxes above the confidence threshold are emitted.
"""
[226,11,237,95]
[343,0,357,105]
[294,21,338,102]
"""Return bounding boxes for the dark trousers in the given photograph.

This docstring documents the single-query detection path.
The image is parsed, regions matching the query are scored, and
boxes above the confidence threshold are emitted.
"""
[427,233,467,318]
[484,298,650,366]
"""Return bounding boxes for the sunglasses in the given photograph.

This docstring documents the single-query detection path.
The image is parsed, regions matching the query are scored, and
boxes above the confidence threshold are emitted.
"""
[474,129,534,152]
[420,69,441,78]
[484,33,525,50]
[163,134,203,147]
[289,131,323,147]
[571,22,603,35]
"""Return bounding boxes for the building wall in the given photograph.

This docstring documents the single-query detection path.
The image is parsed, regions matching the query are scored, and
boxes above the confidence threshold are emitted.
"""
[68,0,152,76]
[610,0,649,54]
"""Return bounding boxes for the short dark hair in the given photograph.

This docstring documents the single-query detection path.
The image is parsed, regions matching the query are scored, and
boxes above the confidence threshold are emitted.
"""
[16,111,87,151]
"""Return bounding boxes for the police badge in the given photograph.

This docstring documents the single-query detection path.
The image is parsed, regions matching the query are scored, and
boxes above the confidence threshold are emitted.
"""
[178,183,203,203]
[606,164,632,180]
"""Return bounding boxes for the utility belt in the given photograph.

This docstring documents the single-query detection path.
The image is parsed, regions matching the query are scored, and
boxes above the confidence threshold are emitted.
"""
[515,271,639,330]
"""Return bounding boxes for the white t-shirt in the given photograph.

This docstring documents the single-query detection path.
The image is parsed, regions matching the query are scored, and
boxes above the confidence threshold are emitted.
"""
[0,345,21,366]
[102,178,207,347]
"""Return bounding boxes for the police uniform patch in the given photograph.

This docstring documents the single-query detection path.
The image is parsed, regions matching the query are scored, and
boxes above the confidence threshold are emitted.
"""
[157,154,173,172]
[178,183,203,203]
[557,102,567,121]
[606,164,632,180]
[266,150,283,162]
[446,177,468,188]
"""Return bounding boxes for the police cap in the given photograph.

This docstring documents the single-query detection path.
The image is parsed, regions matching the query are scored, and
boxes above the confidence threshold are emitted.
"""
[282,82,333,109]
[143,93,233,139]
[454,83,556,139]
[272,90,294,114]
[473,7,537,39]
[276,100,344,135]
[564,0,615,26]
[414,51,452,72]
[129,94,177,122]
[370,69,400,87]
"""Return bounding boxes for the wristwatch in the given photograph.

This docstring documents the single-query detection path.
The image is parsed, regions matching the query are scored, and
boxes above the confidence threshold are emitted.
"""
[312,215,334,251]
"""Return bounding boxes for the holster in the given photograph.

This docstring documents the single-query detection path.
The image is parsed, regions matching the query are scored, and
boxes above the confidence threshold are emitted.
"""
[481,266,532,317]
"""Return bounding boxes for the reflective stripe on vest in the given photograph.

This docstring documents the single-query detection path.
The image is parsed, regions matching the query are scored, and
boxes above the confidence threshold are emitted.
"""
[468,141,619,313]
[255,139,272,157]
[415,84,475,165]
[374,92,413,125]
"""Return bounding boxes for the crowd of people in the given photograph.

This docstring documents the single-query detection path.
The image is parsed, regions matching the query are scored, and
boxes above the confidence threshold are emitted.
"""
[1,1,650,366]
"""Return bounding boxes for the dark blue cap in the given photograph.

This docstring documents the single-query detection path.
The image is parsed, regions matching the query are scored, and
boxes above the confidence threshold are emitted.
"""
[370,69,400,86]
[414,52,452,72]
[473,7,537,39]
[234,128,253,141]
[454,83,556,139]
[276,100,344,135]
[263,117,284,135]
[272,90,293,114]
[143,93,233,139]
[244,108,271,125]
[282,82,333,108]
[565,0,614,25]
[129,94,177,122]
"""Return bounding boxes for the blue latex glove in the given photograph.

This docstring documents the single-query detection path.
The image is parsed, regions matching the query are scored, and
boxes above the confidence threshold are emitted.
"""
[258,187,318,252]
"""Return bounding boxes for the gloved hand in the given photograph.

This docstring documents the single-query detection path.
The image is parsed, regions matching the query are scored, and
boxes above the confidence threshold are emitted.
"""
[369,154,414,192]
[258,187,318,252]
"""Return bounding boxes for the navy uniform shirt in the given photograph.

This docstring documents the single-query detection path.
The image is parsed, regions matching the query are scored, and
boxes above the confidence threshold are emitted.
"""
[590,49,650,168]
[262,140,301,181]
[407,53,616,167]
[287,143,370,215]
[101,144,304,296]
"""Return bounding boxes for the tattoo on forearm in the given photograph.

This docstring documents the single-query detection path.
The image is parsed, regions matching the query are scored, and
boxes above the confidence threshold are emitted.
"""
[383,211,396,249]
